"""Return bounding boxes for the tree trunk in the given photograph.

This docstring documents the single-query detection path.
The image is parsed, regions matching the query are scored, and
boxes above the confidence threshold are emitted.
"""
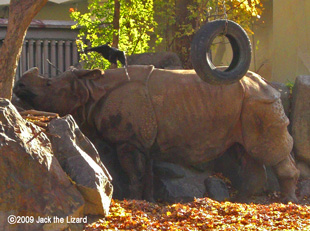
[112,0,120,48]
[174,0,194,69]
[0,0,48,100]
[110,0,120,69]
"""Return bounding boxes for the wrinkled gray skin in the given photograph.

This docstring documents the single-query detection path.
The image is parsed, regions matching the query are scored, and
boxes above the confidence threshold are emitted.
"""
[13,66,300,203]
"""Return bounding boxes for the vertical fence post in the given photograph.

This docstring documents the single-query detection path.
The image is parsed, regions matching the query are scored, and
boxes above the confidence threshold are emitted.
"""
[36,40,42,73]
[43,40,49,76]
[29,39,35,68]
[51,40,57,77]
[65,40,71,70]
[58,40,64,72]
[73,41,78,66]
[21,40,27,76]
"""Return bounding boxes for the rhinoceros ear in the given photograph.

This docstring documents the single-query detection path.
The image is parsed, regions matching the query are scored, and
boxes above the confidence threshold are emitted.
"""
[242,71,280,103]
[85,79,106,102]
[71,68,105,102]
[72,69,103,79]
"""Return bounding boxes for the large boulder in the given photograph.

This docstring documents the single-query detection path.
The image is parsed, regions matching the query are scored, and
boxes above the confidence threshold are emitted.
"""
[48,115,113,216]
[271,82,291,117]
[127,52,183,69]
[153,161,210,203]
[291,75,310,176]
[204,176,230,202]
[0,99,85,231]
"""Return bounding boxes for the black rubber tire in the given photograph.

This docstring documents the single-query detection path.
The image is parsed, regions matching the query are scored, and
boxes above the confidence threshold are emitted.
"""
[191,19,252,85]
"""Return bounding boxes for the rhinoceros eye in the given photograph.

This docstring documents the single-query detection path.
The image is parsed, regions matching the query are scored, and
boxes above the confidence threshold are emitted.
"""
[46,80,52,86]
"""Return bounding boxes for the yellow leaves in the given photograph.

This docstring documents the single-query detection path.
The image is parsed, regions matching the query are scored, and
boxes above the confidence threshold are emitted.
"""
[232,0,262,17]
[85,198,310,230]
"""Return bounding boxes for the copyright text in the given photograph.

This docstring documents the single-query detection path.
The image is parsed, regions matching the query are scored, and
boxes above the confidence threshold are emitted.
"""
[7,215,87,225]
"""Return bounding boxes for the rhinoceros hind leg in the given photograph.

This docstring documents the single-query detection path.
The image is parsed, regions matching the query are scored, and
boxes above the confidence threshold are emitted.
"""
[272,155,300,203]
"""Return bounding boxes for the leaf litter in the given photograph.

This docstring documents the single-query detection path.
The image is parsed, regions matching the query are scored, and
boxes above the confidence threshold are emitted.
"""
[85,197,310,230]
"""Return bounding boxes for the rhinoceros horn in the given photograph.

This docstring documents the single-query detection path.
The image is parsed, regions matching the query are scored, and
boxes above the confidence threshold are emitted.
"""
[22,67,39,77]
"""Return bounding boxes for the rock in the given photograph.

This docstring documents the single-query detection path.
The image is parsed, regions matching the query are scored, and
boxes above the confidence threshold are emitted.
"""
[0,99,85,231]
[271,82,291,117]
[48,115,113,216]
[296,161,310,178]
[154,161,186,179]
[213,144,268,196]
[127,52,183,69]
[297,179,310,199]
[153,162,210,203]
[204,176,230,202]
[212,145,243,190]
[264,167,280,193]
[291,75,310,165]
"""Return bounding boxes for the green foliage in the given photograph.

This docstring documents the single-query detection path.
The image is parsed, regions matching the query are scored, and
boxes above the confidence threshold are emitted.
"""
[119,0,158,54]
[153,0,176,50]
[71,0,264,69]
[154,0,264,66]
[71,0,158,69]
[285,80,295,95]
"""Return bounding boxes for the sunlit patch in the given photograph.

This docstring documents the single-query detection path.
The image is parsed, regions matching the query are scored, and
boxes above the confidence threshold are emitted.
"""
[85,198,310,230]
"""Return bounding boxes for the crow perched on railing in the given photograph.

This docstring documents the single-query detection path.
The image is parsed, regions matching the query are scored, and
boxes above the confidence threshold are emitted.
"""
[84,43,126,66]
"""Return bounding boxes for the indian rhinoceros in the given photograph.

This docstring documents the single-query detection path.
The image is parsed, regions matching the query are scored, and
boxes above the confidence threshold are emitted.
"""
[13,65,299,202]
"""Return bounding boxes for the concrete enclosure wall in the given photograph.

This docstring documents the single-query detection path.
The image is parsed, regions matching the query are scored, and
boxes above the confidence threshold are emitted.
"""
[273,0,310,83]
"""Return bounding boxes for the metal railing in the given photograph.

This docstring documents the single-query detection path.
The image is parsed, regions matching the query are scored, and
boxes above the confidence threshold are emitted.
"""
[15,39,80,79]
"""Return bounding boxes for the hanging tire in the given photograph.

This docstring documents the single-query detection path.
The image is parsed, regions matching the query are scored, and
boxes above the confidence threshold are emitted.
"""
[191,19,252,85]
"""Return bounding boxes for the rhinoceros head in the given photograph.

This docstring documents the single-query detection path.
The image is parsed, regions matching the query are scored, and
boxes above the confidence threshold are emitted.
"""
[14,67,104,116]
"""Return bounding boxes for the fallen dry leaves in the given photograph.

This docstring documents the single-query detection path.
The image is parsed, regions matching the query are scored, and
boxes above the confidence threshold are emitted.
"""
[85,198,310,230]
[20,109,59,129]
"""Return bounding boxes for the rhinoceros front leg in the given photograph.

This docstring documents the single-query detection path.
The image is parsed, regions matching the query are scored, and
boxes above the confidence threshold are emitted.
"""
[117,143,155,201]
[143,157,154,202]
[241,87,299,202]
[117,143,145,200]
[272,154,299,203]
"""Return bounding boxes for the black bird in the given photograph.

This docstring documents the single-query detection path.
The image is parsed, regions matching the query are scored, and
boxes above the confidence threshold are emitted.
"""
[84,43,126,66]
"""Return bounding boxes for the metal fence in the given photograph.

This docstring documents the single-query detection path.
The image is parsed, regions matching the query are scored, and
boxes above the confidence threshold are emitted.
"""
[14,39,80,80]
